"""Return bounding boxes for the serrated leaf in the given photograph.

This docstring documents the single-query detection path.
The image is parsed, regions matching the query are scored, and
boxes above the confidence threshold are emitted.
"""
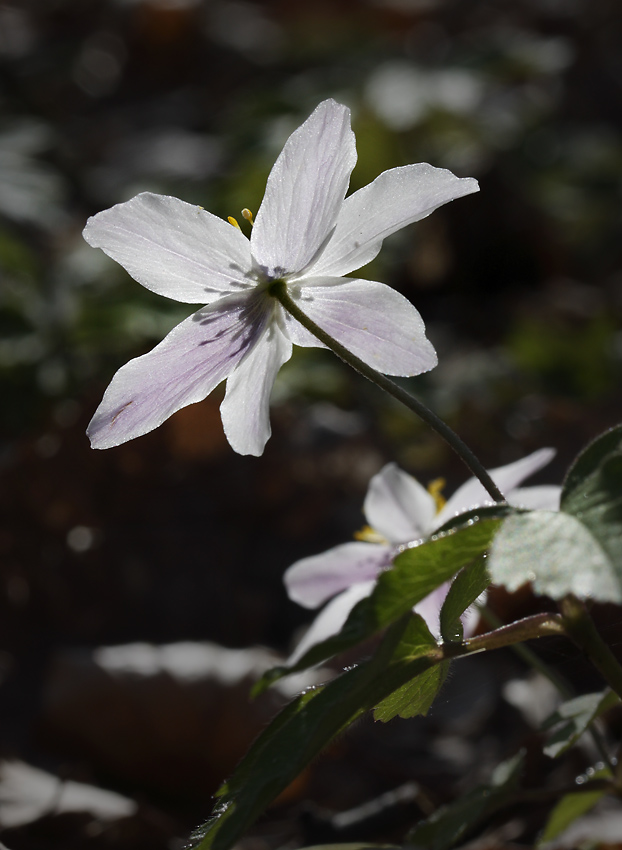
[538,768,611,845]
[257,518,501,694]
[190,615,443,850]
[542,689,620,758]
[374,661,449,721]
[439,556,490,643]
[489,424,622,604]
[488,510,622,601]
[408,751,524,850]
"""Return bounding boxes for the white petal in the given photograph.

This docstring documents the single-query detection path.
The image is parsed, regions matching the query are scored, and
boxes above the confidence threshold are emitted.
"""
[435,448,556,527]
[87,293,269,449]
[508,485,561,511]
[413,583,449,639]
[308,163,479,278]
[364,463,437,544]
[287,581,376,665]
[284,541,390,609]
[284,277,437,375]
[251,100,357,276]
[220,315,292,456]
[83,193,253,304]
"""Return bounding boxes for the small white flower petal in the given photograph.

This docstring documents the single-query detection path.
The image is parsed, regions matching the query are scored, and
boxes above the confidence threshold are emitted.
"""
[364,463,437,544]
[435,448,556,527]
[508,485,561,511]
[251,99,357,276]
[284,541,391,609]
[83,193,253,304]
[287,581,377,665]
[285,277,437,375]
[87,293,267,449]
[220,314,292,456]
[308,163,479,278]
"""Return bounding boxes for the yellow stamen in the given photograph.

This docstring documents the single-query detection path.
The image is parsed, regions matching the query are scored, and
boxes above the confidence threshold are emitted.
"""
[241,208,254,226]
[354,525,388,544]
[228,216,241,230]
[427,477,447,513]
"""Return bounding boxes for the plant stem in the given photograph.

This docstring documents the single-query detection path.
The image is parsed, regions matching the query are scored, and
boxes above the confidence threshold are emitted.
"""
[444,612,566,658]
[560,595,622,701]
[272,283,505,503]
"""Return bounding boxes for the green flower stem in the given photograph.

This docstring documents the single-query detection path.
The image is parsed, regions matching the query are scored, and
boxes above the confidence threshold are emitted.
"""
[272,283,505,504]
[560,594,622,701]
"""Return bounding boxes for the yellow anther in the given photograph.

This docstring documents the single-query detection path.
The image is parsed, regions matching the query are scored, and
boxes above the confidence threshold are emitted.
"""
[354,525,388,544]
[241,208,254,226]
[228,216,241,230]
[427,477,447,514]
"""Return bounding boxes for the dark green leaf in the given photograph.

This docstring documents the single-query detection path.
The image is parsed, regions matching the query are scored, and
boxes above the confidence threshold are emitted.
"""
[542,689,620,758]
[190,615,443,850]
[257,518,501,694]
[408,751,524,850]
[374,661,449,721]
[439,556,490,643]
[562,424,622,497]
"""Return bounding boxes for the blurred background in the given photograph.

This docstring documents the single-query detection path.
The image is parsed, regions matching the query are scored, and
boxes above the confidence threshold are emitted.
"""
[1,0,622,847]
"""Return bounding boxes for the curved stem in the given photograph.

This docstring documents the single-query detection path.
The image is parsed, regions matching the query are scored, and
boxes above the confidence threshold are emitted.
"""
[272,282,505,503]
[560,594,622,701]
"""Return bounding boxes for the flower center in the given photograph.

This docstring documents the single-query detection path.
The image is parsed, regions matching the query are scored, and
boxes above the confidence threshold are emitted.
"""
[427,477,447,514]
[227,208,254,231]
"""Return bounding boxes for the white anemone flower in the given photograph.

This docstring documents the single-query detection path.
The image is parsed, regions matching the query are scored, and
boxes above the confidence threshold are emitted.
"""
[84,99,479,456]
[284,448,561,662]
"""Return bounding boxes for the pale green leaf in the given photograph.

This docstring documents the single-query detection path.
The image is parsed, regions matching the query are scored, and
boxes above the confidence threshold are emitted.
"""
[538,767,611,845]
[542,689,620,758]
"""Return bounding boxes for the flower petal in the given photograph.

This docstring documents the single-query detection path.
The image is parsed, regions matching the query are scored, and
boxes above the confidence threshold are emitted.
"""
[83,193,253,304]
[435,448,556,527]
[413,583,449,639]
[287,581,376,665]
[284,277,437,375]
[220,314,292,456]
[87,293,269,449]
[284,541,390,609]
[364,463,437,544]
[308,163,479,278]
[251,100,357,276]
[508,485,561,511]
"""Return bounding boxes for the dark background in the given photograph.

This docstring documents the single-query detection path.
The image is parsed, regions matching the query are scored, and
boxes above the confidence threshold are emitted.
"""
[1,1,622,847]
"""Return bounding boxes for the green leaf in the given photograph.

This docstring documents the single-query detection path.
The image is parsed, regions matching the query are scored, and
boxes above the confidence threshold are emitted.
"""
[190,615,443,850]
[538,769,611,845]
[439,556,490,643]
[562,423,622,496]
[407,751,524,850]
[374,661,449,721]
[542,689,620,758]
[490,424,622,604]
[488,510,622,601]
[257,518,502,694]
